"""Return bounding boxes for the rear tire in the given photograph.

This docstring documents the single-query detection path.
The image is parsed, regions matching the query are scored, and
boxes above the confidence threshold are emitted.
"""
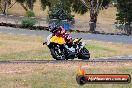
[78,47,90,60]
[50,48,65,60]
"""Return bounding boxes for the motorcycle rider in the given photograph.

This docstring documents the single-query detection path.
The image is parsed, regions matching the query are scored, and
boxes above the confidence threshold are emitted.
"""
[49,26,76,52]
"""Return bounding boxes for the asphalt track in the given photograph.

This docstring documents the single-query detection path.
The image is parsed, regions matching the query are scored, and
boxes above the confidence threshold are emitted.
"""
[0,28,132,44]
[0,58,132,64]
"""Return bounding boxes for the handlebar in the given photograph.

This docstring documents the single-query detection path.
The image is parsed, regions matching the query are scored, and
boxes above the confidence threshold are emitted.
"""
[43,42,47,45]
[78,38,82,42]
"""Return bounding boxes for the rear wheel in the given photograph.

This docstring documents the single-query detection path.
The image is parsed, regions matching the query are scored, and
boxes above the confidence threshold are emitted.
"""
[50,48,65,60]
[78,47,90,60]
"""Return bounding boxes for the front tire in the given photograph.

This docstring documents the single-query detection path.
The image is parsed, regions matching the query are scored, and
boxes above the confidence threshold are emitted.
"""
[78,47,90,60]
[50,48,65,60]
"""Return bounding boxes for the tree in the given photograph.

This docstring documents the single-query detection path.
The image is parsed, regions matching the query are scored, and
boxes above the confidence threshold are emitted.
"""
[16,0,36,11]
[48,0,73,21]
[116,0,132,35]
[39,0,51,11]
[16,0,51,12]
[48,0,74,27]
[71,0,110,32]
[39,0,110,32]
[16,0,51,13]
[0,0,16,14]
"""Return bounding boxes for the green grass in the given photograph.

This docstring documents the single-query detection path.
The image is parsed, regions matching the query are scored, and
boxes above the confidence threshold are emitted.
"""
[0,49,52,61]
[0,63,131,88]
[0,44,115,60]
[85,44,116,58]
[0,33,132,60]
[86,44,114,51]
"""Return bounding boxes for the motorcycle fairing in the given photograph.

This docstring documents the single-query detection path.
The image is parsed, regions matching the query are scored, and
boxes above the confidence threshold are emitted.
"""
[50,36,66,45]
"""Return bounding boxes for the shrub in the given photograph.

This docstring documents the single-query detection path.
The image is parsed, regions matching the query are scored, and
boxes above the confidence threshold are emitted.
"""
[26,10,35,17]
[22,18,37,27]
[21,11,37,27]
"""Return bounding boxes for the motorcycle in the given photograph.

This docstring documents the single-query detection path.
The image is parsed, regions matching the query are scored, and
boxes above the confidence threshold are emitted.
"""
[43,34,90,60]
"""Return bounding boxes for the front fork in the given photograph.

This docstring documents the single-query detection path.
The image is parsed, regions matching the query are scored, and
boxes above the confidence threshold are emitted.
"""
[77,42,86,53]
[56,45,61,54]
[52,45,64,56]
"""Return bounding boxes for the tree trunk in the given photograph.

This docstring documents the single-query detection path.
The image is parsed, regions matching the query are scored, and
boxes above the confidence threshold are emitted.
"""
[127,25,132,35]
[27,0,34,11]
[3,1,7,15]
[30,0,33,11]
[89,21,96,32]
[20,3,28,11]
[89,13,97,33]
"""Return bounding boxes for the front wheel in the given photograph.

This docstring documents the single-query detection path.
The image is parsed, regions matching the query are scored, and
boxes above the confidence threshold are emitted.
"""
[50,48,65,60]
[78,47,90,60]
